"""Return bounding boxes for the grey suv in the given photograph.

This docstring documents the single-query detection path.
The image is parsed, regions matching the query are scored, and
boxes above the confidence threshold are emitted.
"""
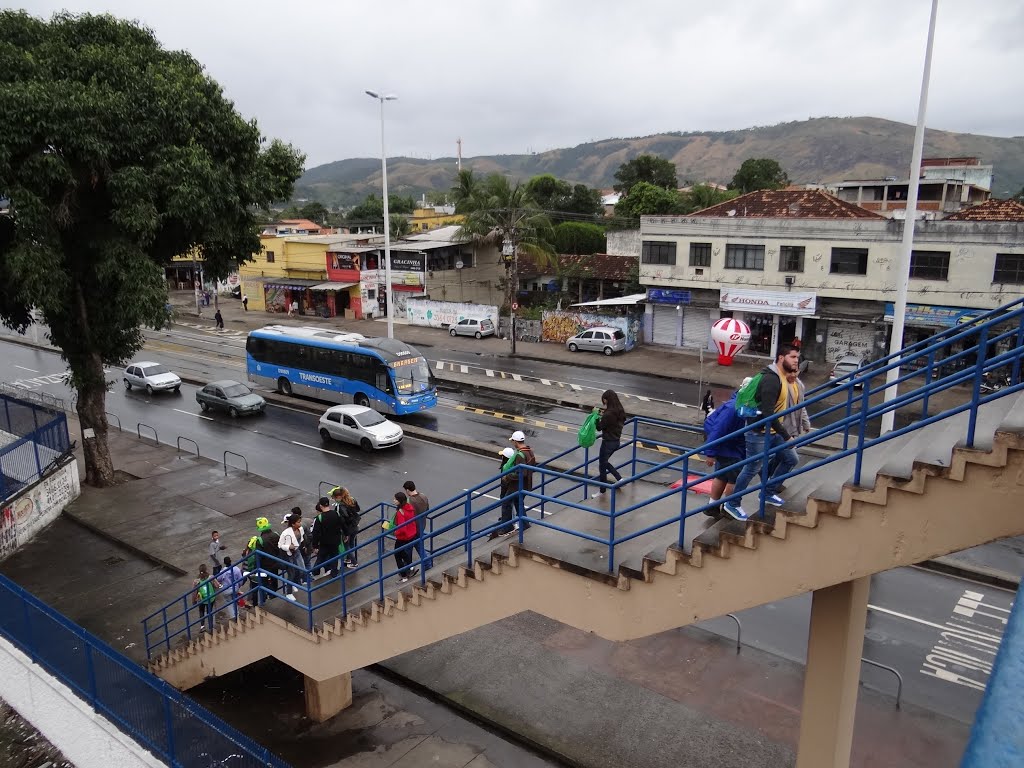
[566,327,627,356]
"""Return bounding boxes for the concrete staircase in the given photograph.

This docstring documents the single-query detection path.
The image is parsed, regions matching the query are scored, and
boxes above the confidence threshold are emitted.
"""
[150,392,1024,690]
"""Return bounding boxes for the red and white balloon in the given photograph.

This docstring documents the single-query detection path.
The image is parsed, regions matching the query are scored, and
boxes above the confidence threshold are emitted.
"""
[710,318,751,366]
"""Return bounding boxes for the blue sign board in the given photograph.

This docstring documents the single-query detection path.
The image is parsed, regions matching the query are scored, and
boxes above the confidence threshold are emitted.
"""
[647,289,691,305]
[884,303,982,328]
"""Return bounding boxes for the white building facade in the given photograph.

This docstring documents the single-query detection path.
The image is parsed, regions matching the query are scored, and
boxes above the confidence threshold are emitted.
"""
[639,193,1024,364]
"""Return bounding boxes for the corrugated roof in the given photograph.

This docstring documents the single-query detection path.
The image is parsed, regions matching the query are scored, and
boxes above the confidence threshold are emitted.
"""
[945,199,1024,222]
[687,189,884,219]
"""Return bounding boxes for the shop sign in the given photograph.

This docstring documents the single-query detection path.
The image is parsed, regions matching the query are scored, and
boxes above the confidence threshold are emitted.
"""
[330,252,363,271]
[720,288,816,316]
[647,288,691,305]
[391,253,425,272]
[883,303,981,328]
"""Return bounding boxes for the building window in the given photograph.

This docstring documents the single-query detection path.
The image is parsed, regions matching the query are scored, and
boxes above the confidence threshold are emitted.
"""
[689,242,711,267]
[725,244,765,270]
[830,247,868,275]
[993,253,1024,284]
[909,250,950,280]
[641,241,677,266]
[779,245,805,272]
[265,250,276,263]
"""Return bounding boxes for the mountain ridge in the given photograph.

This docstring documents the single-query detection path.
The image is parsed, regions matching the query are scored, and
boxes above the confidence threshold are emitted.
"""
[296,116,1024,205]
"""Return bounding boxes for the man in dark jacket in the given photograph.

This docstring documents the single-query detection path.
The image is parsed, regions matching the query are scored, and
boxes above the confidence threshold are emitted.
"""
[243,517,280,604]
[490,446,531,539]
[402,481,433,570]
[310,496,344,578]
[723,344,801,521]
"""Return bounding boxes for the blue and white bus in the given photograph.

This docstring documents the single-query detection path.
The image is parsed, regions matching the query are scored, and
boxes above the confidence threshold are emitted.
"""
[245,326,436,415]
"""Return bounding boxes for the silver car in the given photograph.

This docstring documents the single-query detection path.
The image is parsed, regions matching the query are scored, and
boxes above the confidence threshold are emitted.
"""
[196,380,266,417]
[830,355,868,388]
[449,317,495,339]
[318,404,404,451]
[566,327,627,356]
[123,362,181,395]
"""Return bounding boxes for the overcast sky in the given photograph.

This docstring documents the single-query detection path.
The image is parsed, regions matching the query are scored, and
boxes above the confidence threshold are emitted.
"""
[14,1,1024,169]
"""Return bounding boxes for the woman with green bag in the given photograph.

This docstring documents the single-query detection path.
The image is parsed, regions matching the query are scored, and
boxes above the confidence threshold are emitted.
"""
[595,389,626,494]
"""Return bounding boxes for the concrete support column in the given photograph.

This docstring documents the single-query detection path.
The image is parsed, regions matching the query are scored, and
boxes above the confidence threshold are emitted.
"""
[795,576,870,768]
[304,671,353,723]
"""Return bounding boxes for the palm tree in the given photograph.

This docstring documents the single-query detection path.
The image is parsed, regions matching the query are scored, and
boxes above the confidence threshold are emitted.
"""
[389,214,411,239]
[455,173,554,353]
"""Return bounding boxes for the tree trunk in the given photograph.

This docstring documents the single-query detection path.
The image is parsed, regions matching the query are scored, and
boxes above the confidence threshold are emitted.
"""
[76,355,115,487]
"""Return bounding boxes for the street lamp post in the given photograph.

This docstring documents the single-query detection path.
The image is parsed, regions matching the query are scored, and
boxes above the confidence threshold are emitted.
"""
[366,90,397,339]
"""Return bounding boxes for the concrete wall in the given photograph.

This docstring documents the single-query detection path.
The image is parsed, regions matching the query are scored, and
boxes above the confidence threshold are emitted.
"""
[405,299,499,329]
[0,458,80,561]
[640,216,1024,310]
[606,229,640,257]
[0,636,165,768]
[540,309,643,349]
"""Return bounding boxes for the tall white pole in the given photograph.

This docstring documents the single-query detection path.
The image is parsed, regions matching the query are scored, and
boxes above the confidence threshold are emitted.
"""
[379,99,394,339]
[880,0,939,435]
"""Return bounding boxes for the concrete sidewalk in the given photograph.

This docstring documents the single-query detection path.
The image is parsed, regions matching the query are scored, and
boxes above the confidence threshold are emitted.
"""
[16,411,974,768]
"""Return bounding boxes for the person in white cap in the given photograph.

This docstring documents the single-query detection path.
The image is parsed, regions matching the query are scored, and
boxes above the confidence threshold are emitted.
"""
[489,445,530,539]
[509,430,539,523]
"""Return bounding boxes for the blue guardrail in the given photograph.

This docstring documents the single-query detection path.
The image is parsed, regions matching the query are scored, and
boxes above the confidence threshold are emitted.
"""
[0,573,289,768]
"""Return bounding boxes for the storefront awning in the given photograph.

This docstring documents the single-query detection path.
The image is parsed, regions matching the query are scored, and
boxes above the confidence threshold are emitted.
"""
[263,278,323,290]
[571,293,647,307]
[310,282,357,291]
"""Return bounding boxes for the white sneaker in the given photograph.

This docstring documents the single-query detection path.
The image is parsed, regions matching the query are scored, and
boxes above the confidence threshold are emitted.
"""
[285,593,297,602]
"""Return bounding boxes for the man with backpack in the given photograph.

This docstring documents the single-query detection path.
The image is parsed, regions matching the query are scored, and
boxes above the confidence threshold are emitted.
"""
[723,344,802,521]
[490,445,532,539]
[243,517,280,604]
[701,382,749,520]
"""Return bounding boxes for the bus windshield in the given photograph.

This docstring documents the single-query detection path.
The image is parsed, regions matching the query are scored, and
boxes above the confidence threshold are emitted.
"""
[391,356,433,394]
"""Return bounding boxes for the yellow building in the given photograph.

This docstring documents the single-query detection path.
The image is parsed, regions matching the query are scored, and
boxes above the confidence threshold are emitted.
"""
[408,205,463,233]
[239,234,382,316]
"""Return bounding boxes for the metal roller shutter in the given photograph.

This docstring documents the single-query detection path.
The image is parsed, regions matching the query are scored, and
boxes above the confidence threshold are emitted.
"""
[825,322,875,363]
[682,307,712,349]
[652,305,678,346]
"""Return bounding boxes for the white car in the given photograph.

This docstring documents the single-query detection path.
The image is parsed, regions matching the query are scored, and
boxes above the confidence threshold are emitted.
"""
[449,317,495,338]
[318,404,403,451]
[566,326,627,356]
[124,362,181,395]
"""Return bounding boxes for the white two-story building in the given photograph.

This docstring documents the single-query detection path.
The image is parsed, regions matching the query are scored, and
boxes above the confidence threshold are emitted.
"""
[639,192,1024,365]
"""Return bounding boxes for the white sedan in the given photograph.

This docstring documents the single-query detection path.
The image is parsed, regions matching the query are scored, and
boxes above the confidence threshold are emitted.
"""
[318,404,403,451]
[124,362,181,395]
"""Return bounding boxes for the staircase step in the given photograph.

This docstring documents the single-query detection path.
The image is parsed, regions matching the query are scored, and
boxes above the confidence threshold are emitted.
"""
[996,390,1024,433]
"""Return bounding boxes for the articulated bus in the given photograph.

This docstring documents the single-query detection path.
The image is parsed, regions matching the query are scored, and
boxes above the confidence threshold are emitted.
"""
[245,326,436,415]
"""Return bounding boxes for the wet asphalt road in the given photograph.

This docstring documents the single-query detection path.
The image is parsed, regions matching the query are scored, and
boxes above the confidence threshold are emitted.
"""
[0,333,1014,725]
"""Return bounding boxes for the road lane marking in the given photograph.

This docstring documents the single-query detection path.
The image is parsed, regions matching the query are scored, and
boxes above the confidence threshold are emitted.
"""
[292,440,348,458]
[540,378,551,386]
[464,489,500,501]
[173,408,213,421]
[486,369,495,377]
[569,384,582,391]
[918,589,1008,692]
[13,365,38,373]
[511,373,522,382]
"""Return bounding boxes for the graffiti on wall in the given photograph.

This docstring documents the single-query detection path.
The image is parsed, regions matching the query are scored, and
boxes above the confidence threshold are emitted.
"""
[540,311,642,349]
[405,299,499,329]
[0,462,80,560]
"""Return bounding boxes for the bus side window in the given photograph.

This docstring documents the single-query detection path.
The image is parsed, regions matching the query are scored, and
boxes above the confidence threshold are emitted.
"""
[376,371,392,394]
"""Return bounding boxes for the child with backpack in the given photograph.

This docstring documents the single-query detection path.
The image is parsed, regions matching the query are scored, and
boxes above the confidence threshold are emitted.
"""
[192,564,221,632]
[701,383,749,520]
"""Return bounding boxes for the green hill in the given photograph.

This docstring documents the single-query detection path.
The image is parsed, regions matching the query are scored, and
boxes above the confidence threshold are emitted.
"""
[295,116,1024,206]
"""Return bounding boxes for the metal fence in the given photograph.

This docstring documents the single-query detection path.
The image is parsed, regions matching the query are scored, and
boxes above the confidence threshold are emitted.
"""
[0,572,290,768]
[0,392,71,501]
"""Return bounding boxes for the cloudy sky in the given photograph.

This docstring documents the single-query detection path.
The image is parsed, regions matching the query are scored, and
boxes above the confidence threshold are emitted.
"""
[14,0,1024,169]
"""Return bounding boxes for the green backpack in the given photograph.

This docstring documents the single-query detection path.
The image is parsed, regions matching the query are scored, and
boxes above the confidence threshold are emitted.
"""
[734,372,764,418]
[197,578,216,604]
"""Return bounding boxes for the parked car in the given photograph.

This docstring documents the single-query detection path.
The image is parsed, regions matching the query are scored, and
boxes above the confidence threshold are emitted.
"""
[123,362,181,395]
[830,355,868,388]
[318,404,404,451]
[196,380,265,417]
[566,327,627,356]
[449,317,495,339]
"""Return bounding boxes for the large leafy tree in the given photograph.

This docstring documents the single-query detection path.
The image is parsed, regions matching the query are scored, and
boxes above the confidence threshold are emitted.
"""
[551,222,606,255]
[729,158,790,194]
[455,173,554,352]
[346,194,384,225]
[613,154,678,195]
[614,181,685,224]
[0,12,304,486]
[526,174,603,221]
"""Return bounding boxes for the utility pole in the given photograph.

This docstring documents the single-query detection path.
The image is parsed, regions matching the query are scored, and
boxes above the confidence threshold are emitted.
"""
[503,230,517,355]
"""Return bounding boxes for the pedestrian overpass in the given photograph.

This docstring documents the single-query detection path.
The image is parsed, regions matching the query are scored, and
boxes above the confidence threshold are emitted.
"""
[144,297,1024,768]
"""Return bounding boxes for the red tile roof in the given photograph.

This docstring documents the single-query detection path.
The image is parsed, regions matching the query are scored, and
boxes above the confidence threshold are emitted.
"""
[945,199,1024,222]
[689,189,884,219]
[518,253,637,280]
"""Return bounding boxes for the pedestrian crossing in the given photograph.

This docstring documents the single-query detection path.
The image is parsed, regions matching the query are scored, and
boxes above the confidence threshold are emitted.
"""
[434,360,687,407]
[173,321,246,338]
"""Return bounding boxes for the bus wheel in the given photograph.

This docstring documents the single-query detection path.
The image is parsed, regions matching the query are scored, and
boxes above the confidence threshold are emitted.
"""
[278,377,292,395]
[354,393,370,407]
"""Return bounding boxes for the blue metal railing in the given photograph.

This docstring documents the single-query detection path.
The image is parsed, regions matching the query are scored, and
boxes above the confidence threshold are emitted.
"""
[143,296,1024,659]
[0,573,289,768]
[0,393,71,501]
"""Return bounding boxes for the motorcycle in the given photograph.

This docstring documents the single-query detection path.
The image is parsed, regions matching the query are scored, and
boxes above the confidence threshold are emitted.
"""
[981,371,1011,394]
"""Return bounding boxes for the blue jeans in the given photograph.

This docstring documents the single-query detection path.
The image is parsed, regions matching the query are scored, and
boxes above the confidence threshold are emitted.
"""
[732,431,798,503]
[598,438,623,485]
